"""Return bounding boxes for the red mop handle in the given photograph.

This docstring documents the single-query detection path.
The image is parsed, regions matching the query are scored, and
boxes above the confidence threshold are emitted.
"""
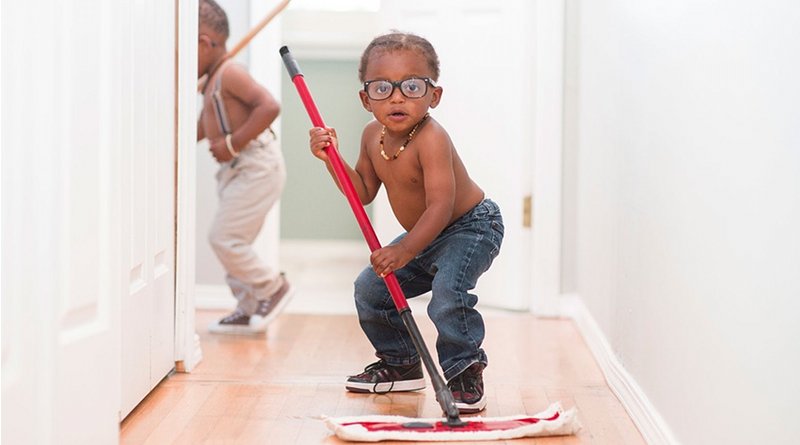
[280,46,409,311]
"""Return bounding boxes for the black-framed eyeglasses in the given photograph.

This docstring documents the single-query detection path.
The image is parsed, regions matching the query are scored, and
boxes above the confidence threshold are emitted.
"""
[363,77,436,100]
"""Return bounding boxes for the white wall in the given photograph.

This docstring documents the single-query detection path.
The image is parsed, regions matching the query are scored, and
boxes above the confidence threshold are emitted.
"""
[566,1,800,444]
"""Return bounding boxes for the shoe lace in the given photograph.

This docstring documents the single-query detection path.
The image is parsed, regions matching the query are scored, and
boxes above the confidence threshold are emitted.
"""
[257,284,286,312]
[450,370,480,395]
[362,360,396,395]
[363,360,386,373]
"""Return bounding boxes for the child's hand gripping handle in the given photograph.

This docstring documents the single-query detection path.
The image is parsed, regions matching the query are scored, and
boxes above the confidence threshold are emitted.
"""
[279,46,409,312]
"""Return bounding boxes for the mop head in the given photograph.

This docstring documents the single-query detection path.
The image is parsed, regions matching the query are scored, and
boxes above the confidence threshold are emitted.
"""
[322,402,580,442]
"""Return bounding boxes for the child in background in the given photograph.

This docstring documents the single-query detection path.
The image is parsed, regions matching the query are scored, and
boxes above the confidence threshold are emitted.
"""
[308,32,504,413]
[198,0,291,334]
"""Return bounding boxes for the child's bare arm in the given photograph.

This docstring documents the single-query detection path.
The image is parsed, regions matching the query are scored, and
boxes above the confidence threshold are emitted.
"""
[308,124,381,205]
[352,126,382,203]
[223,65,279,150]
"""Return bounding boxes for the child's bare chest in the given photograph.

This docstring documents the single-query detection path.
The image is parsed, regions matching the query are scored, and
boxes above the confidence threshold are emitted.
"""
[375,157,424,193]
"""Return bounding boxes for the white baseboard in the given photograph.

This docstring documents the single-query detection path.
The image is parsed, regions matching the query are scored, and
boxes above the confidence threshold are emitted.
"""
[560,294,680,445]
[195,284,236,310]
[177,333,204,373]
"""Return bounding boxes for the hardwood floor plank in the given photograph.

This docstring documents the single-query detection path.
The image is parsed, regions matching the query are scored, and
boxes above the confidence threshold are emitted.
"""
[120,311,646,444]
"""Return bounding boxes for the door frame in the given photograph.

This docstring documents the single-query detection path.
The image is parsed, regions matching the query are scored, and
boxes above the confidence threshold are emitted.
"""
[174,0,202,372]
[530,0,565,316]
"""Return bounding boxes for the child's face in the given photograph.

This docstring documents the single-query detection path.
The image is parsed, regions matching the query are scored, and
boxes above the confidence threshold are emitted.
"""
[359,49,442,132]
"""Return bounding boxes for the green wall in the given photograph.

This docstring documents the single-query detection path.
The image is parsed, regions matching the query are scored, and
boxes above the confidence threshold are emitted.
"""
[279,58,374,240]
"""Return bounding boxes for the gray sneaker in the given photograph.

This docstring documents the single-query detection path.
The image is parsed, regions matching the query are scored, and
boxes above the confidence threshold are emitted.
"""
[207,275,293,335]
[252,275,293,327]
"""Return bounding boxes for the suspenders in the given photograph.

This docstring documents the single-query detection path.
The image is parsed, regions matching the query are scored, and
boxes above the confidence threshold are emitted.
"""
[209,62,240,166]
[211,62,233,136]
[206,62,275,166]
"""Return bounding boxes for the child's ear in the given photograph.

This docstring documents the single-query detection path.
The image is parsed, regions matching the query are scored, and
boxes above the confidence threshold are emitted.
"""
[359,90,372,112]
[429,85,443,108]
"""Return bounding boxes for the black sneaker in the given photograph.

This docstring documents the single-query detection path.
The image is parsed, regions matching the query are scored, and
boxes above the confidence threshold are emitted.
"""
[447,363,486,413]
[346,360,426,393]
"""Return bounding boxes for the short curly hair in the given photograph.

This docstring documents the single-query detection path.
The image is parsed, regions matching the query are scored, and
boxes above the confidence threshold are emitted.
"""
[199,0,229,40]
[358,32,440,82]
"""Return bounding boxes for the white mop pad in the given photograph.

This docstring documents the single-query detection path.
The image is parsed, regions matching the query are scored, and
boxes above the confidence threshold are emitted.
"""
[323,402,581,442]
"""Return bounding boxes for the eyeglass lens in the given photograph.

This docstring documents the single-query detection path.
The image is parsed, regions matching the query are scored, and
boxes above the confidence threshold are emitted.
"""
[366,78,429,100]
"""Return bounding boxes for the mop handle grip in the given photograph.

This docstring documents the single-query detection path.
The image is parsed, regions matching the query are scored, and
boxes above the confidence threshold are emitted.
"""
[280,46,409,311]
[279,46,302,78]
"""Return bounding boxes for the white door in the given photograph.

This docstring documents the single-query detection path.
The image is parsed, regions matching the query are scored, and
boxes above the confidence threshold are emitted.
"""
[119,0,178,418]
[2,1,122,443]
[377,0,539,310]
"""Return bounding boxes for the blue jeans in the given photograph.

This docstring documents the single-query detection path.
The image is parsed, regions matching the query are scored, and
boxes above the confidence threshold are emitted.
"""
[353,199,504,381]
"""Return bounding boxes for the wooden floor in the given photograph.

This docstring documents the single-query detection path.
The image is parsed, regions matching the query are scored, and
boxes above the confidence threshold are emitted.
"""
[120,305,645,444]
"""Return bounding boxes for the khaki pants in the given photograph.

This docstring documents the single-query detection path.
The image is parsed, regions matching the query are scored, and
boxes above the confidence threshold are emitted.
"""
[209,132,286,315]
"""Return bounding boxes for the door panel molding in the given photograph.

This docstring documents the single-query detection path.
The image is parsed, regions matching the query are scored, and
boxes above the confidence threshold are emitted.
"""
[119,0,177,419]
[2,1,122,443]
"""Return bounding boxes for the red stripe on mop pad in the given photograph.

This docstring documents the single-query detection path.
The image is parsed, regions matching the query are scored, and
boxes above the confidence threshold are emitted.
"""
[323,402,580,442]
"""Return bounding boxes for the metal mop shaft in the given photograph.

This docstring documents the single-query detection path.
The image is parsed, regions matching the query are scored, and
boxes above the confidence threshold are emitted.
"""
[280,46,463,427]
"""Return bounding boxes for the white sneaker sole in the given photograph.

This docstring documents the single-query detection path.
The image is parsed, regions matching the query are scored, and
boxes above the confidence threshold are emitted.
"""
[345,378,426,393]
[454,394,487,414]
[207,321,266,335]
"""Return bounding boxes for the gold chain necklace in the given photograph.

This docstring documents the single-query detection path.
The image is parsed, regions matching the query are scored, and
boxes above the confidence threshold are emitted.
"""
[379,113,430,161]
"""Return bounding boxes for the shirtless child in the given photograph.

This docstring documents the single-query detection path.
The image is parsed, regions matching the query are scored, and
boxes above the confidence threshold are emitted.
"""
[308,32,504,413]
[198,0,291,334]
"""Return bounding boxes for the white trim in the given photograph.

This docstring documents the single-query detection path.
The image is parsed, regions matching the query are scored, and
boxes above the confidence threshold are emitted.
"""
[174,0,202,373]
[185,332,204,372]
[195,284,238,310]
[560,294,680,445]
[530,0,565,316]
